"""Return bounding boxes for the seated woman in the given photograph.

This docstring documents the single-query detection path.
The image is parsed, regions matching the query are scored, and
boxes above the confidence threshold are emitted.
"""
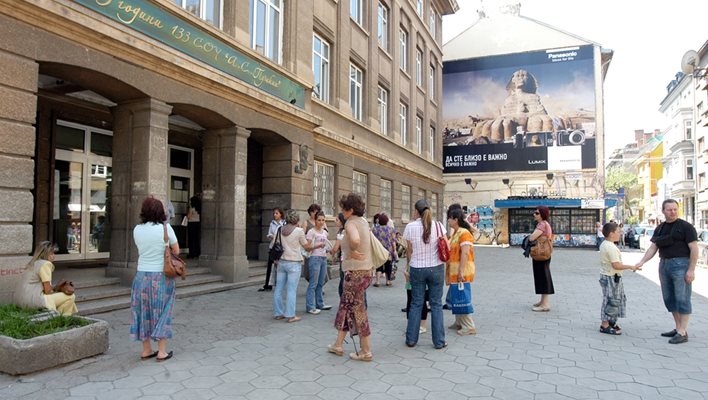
[14,241,78,315]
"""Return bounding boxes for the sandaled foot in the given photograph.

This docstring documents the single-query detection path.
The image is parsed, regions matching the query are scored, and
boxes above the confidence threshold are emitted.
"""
[327,344,344,356]
[533,301,542,307]
[599,325,621,335]
[349,351,373,361]
[274,315,285,320]
[156,351,174,361]
[287,316,301,323]
[140,350,159,360]
[532,306,550,312]
[457,327,477,336]
[448,323,462,330]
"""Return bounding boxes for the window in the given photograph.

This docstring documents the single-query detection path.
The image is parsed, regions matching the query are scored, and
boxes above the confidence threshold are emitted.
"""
[429,126,435,161]
[314,161,335,216]
[699,137,705,153]
[700,173,706,191]
[399,103,408,146]
[378,86,389,135]
[685,120,693,140]
[415,116,423,154]
[431,193,438,221]
[416,48,423,86]
[428,7,436,36]
[380,179,392,216]
[350,0,362,25]
[353,171,368,201]
[349,63,363,121]
[429,63,435,98]
[401,184,411,221]
[399,28,408,70]
[686,158,694,180]
[312,34,330,102]
[249,0,282,63]
[416,0,423,16]
[175,0,222,27]
[377,2,388,49]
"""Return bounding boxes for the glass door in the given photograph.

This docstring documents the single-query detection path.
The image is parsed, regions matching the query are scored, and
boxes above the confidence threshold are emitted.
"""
[54,121,112,260]
[169,145,194,251]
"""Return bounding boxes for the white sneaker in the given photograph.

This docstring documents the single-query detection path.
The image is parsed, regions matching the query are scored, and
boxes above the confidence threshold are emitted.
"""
[419,327,427,334]
[308,309,321,315]
[320,305,332,310]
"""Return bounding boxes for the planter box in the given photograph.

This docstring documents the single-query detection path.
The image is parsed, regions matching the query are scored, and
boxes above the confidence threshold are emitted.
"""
[0,316,109,375]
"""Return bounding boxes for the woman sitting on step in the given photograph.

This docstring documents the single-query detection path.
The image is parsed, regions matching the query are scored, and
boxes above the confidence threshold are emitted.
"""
[14,241,78,316]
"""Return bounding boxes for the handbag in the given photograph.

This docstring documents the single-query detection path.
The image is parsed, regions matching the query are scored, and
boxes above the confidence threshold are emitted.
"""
[530,222,553,261]
[435,222,450,262]
[163,223,186,280]
[370,231,389,268]
[269,227,284,261]
[54,279,75,295]
[449,281,473,315]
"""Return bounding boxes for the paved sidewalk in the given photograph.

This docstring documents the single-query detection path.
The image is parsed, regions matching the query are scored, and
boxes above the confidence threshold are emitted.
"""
[1,247,707,399]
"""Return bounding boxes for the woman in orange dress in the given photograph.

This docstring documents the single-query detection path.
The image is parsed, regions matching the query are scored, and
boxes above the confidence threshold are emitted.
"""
[446,207,476,335]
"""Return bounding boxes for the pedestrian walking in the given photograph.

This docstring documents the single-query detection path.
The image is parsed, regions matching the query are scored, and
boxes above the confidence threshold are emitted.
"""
[598,222,641,335]
[635,199,698,344]
[403,199,448,349]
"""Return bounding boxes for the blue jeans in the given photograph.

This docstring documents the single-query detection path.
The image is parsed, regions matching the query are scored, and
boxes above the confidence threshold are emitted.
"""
[406,264,445,347]
[659,257,692,314]
[306,256,328,311]
[274,261,301,318]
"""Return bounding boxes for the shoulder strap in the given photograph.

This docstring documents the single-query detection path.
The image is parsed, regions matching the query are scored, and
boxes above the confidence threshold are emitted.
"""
[275,226,282,243]
[163,223,168,244]
[435,221,443,238]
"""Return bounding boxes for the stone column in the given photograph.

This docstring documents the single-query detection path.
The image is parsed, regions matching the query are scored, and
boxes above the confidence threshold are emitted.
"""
[0,51,37,303]
[107,98,172,283]
[201,126,250,283]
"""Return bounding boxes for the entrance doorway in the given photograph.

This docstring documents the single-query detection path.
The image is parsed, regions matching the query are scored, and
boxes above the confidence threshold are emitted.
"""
[168,145,194,250]
[53,121,112,260]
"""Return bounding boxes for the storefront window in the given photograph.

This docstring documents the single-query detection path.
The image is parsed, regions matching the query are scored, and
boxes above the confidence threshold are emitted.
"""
[508,208,599,246]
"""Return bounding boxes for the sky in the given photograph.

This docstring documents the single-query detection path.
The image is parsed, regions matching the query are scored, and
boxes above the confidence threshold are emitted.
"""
[442,0,708,161]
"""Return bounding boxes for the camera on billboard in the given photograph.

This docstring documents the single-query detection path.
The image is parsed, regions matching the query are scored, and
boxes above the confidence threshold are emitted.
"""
[557,129,586,146]
[513,131,554,149]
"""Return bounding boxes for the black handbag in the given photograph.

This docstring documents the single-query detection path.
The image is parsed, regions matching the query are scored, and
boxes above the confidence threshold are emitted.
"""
[269,227,284,261]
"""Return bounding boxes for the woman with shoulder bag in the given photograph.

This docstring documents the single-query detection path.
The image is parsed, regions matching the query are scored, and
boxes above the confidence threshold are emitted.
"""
[14,241,78,315]
[130,197,179,362]
[403,199,448,349]
[446,207,477,335]
[529,206,554,312]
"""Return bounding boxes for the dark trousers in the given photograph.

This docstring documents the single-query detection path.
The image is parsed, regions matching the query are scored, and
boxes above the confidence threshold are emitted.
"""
[376,260,394,280]
[187,221,201,258]
[263,255,276,289]
[406,287,429,320]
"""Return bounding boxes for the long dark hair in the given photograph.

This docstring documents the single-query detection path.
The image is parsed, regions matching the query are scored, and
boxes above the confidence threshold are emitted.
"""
[447,208,471,232]
[337,213,346,234]
[415,199,432,243]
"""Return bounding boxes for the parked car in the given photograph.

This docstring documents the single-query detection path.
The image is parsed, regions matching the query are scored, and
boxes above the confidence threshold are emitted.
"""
[640,227,655,250]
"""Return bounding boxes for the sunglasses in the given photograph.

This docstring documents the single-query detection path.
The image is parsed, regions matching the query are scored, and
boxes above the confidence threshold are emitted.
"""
[533,211,540,215]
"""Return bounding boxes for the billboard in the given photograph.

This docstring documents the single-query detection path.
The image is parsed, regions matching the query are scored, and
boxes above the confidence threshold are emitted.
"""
[442,45,597,173]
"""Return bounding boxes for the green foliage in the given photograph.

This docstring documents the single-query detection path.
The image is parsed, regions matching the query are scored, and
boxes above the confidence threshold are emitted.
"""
[0,304,90,340]
[626,215,639,225]
[605,167,637,193]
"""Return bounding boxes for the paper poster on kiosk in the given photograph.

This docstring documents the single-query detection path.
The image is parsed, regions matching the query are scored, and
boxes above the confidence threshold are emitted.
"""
[442,45,597,173]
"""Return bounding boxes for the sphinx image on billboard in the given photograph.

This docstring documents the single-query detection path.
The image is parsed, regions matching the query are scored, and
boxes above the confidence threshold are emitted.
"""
[443,45,597,173]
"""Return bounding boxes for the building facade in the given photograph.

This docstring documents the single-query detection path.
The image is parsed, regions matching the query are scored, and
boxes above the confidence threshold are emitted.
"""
[658,72,695,224]
[693,41,708,228]
[0,0,458,302]
[440,8,612,248]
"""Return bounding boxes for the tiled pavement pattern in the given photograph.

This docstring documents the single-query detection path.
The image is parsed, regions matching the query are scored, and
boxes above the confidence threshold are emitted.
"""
[1,247,708,399]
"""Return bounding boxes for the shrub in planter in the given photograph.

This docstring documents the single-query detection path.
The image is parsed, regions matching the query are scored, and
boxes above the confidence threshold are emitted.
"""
[0,305,109,375]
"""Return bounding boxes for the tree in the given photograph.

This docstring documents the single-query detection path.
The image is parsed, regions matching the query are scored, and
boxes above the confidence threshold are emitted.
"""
[605,167,637,193]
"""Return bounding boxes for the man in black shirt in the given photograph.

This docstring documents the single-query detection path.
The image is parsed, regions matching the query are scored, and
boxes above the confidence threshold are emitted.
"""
[636,199,698,344]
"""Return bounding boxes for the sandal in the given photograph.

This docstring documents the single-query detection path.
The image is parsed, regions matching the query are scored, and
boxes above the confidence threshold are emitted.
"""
[373,283,380,287]
[599,325,621,335]
[327,344,344,356]
[287,316,301,323]
[349,351,373,361]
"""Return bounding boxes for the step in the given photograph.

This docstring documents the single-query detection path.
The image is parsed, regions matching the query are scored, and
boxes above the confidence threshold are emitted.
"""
[78,278,264,316]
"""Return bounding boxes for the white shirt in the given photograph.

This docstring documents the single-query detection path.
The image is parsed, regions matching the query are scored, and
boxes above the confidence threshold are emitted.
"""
[403,218,445,268]
[133,223,178,272]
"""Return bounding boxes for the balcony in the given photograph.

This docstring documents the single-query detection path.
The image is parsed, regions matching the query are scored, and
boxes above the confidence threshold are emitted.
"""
[668,139,694,154]
[670,179,695,196]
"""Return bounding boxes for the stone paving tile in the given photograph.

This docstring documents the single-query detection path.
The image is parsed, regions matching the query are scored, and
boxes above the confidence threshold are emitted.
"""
[4,248,708,400]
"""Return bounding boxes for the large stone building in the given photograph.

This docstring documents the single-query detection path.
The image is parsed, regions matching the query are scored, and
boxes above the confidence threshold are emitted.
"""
[692,40,708,228]
[441,7,612,248]
[0,0,458,302]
